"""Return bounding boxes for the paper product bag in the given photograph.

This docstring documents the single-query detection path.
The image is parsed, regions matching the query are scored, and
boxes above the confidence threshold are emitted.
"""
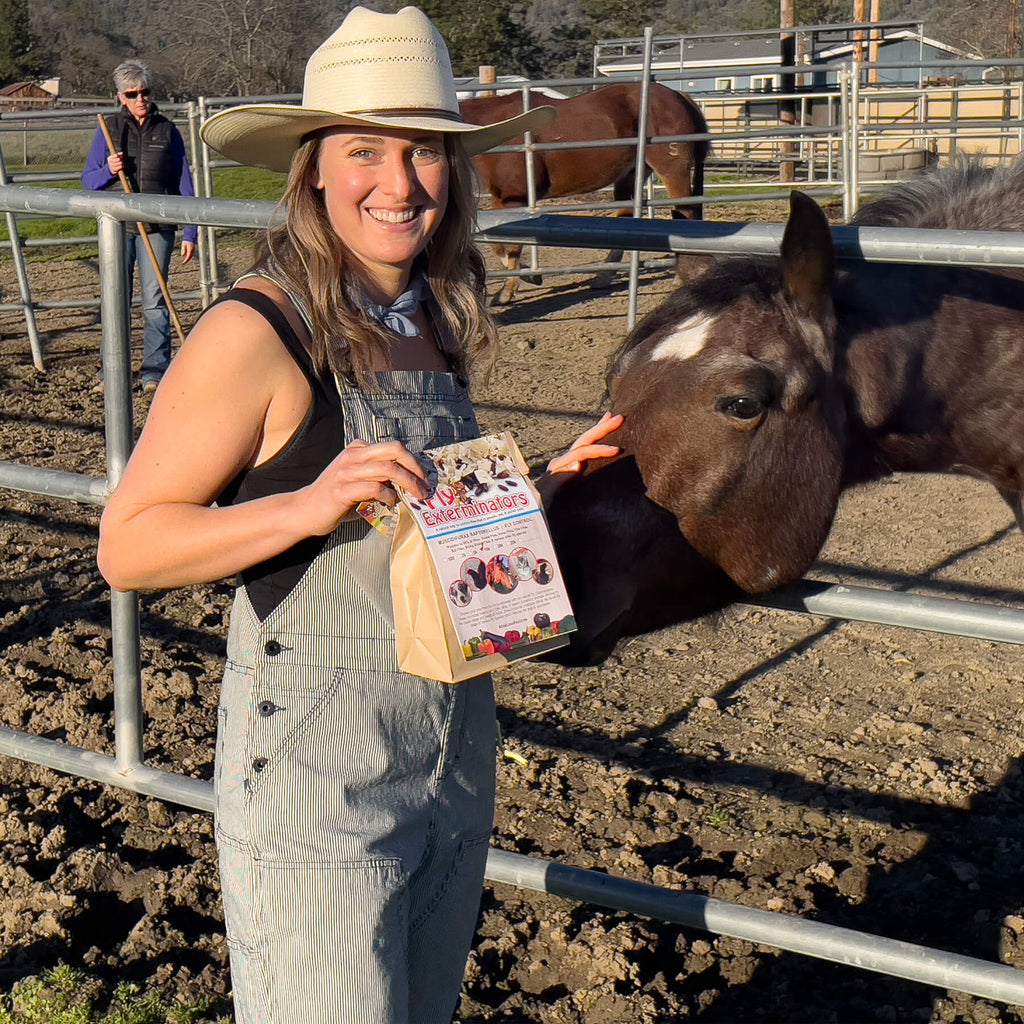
[382,432,575,683]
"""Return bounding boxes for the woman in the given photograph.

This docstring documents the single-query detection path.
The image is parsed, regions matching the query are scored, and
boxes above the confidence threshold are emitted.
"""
[80,58,197,393]
[98,7,621,1023]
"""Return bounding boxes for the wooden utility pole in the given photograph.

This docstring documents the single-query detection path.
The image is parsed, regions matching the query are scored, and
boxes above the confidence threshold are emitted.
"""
[853,0,866,68]
[867,0,881,84]
[780,0,796,183]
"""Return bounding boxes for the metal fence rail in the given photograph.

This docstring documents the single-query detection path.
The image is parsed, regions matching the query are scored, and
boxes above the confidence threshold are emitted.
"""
[1,184,1024,1003]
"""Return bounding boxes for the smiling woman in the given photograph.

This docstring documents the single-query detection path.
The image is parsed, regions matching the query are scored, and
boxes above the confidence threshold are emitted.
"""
[313,129,449,309]
[94,7,621,1024]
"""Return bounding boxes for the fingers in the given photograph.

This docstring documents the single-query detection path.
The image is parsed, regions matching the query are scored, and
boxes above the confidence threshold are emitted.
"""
[546,412,624,475]
[547,444,620,475]
[336,440,428,500]
[570,412,624,450]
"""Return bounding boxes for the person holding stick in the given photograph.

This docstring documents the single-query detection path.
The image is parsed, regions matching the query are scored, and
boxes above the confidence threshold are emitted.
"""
[97,7,620,1021]
[81,59,197,394]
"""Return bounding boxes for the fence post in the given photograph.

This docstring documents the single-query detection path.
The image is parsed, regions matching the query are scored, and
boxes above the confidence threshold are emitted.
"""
[949,85,959,156]
[97,212,145,774]
[187,101,212,308]
[0,145,44,370]
[198,97,221,300]
[518,86,541,279]
[1018,81,1024,158]
[840,66,853,219]
[627,26,655,332]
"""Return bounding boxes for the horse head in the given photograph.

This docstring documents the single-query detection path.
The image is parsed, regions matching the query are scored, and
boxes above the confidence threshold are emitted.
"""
[608,191,847,593]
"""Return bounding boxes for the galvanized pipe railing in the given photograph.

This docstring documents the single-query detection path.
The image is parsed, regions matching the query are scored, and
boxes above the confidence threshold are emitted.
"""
[486,849,1024,1006]
[0,145,43,369]
[476,209,1024,268]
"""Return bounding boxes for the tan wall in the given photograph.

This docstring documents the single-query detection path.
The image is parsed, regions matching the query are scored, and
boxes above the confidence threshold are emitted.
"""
[700,84,1023,167]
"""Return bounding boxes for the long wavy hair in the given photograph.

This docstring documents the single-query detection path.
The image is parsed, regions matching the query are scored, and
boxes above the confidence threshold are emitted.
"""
[251,131,497,385]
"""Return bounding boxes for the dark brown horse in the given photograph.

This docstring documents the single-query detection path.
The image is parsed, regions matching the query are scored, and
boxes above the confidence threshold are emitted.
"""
[547,156,1024,664]
[460,82,709,304]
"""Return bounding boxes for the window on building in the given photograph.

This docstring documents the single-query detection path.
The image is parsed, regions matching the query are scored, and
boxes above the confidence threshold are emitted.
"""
[751,74,777,92]
[715,77,736,91]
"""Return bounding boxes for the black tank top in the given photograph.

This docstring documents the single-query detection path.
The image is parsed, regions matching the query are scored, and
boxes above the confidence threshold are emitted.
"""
[214,288,343,620]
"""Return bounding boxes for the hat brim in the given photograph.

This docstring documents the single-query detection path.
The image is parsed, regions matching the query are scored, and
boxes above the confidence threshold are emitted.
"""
[201,103,556,173]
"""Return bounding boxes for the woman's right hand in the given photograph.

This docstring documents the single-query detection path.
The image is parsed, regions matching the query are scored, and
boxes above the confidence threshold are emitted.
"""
[299,439,429,536]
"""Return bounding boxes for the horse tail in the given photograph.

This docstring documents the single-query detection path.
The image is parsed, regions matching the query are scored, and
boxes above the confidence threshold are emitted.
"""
[678,91,709,221]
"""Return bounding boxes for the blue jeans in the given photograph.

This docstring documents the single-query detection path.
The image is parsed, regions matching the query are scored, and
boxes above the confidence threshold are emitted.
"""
[126,228,175,382]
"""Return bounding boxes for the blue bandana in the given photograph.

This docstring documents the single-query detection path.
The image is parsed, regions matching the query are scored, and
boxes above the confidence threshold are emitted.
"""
[363,271,430,338]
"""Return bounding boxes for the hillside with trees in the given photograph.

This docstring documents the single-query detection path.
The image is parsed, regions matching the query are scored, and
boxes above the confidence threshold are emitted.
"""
[6,0,1018,98]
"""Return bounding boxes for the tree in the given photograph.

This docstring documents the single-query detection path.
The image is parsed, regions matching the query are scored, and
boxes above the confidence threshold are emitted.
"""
[796,0,848,24]
[419,0,545,76]
[163,0,334,96]
[578,0,666,40]
[526,0,593,78]
[0,0,49,84]
[921,0,1018,57]
[29,0,129,96]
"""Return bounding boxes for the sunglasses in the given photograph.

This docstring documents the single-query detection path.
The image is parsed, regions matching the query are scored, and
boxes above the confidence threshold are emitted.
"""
[122,89,151,100]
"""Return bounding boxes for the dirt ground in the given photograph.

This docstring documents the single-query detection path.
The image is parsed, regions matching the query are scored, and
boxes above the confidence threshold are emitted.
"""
[1,225,1023,1024]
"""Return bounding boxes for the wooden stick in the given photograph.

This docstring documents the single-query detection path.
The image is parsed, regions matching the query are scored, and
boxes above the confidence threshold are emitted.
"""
[97,113,186,345]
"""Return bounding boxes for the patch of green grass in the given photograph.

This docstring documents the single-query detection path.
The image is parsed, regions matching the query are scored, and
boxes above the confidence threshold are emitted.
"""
[0,964,233,1024]
[0,216,94,243]
[705,803,732,828]
[1,128,96,169]
[210,166,287,202]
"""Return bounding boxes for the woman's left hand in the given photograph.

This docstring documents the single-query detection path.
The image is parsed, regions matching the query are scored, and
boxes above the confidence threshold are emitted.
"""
[546,412,624,475]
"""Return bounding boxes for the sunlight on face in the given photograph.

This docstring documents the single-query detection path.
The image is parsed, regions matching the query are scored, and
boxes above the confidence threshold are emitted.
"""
[315,127,449,301]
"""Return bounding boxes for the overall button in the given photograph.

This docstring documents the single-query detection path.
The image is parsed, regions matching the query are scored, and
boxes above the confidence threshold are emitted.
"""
[251,757,268,773]
[257,701,279,718]
[264,640,283,657]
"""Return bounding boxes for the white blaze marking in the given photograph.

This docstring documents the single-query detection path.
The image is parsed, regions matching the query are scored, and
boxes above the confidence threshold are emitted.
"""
[649,313,714,362]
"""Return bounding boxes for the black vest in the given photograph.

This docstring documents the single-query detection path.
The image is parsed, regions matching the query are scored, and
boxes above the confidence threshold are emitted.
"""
[102,105,181,230]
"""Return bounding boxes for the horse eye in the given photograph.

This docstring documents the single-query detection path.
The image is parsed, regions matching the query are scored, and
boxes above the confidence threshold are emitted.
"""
[715,395,766,420]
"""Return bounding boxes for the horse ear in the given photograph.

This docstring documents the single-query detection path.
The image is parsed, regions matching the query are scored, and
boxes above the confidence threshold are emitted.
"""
[780,190,835,323]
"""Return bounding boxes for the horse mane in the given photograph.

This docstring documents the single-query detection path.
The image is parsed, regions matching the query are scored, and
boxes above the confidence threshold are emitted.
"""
[852,154,1024,231]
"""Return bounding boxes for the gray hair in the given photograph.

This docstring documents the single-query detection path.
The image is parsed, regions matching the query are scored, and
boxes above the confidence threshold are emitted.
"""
[113,60,152,95]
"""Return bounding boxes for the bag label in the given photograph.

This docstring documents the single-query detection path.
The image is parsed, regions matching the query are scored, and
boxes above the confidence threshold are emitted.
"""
[402,434,576,661]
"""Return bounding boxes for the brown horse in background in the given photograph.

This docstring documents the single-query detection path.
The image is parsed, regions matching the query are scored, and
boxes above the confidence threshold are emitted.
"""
[460,82,710,304]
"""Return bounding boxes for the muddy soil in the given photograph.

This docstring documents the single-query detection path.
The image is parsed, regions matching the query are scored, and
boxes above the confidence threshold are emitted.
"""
[0,227,1023,1024]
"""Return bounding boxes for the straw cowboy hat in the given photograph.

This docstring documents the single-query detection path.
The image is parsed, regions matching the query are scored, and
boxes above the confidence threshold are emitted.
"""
[201,6,557,173]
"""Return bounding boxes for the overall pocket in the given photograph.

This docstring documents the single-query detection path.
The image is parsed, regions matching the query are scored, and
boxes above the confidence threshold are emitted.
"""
[248,668,453,865]
[216,661,341,845]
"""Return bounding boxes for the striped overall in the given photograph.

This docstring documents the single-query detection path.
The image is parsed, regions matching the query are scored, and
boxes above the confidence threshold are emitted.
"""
[215,369,496,1024]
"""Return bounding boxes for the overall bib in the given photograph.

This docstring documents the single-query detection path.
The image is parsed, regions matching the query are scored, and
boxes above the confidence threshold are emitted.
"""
[215,368,496,1024]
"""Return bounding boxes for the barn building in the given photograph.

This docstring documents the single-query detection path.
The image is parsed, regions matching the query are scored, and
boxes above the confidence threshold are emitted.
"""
[0,82,57,111]
[593,19,984,94]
